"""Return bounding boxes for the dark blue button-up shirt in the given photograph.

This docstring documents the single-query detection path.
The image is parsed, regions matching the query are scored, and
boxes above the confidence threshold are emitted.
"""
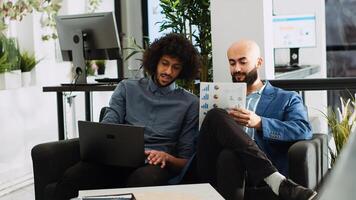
[101,77,199,159]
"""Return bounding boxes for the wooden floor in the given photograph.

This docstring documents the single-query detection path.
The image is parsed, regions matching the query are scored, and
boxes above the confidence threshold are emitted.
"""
[0,184,34,200]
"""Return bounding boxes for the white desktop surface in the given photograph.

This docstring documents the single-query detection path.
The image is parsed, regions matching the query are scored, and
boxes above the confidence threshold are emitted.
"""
[78,183,224,200]
[275,65,319,79]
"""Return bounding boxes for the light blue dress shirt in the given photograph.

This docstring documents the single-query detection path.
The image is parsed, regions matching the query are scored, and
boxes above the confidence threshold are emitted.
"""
[101,77,199,159]
[244,84,266,139]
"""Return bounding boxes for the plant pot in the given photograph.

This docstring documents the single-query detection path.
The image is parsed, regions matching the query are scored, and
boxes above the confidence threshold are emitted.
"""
[21,69,36,87]
[87,75,96,83]
[0,70,22,90]
[30,68,37,86]
[21,71,31,87]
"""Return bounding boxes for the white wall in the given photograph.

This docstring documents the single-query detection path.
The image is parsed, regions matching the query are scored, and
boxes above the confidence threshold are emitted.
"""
[0,0,117,194]
[273,0,327,78]
[273,0,328,134]
[211,0,274,81]
[120,0,144,78]
[147,0,167,41]
[210,0,328,134]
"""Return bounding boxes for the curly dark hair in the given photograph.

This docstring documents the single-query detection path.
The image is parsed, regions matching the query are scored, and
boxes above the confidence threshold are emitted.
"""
[142,33,201,81]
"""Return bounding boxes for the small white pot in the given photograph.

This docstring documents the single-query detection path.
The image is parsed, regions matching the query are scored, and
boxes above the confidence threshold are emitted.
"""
[0,70,22,90]
[21,71,31,87]
[30,68,37,86]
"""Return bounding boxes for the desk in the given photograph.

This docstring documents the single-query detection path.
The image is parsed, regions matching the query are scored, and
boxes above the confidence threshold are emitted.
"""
[78,183,224,200]
[43,84,117,140]
[275,65,319,79]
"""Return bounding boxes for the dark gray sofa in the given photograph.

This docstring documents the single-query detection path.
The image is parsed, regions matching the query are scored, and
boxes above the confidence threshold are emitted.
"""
[31,106,328,200]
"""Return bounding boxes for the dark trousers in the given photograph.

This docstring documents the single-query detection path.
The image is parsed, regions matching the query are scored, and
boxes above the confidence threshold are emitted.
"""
[54,161,176,200]
[196,108,277,199]
[217,149,278,200]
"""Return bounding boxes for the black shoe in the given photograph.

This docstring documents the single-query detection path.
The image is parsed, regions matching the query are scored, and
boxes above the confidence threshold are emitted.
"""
[279,179,317,200]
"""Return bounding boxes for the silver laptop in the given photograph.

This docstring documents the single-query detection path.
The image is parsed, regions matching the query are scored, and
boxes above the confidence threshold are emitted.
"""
[78,121,145,167]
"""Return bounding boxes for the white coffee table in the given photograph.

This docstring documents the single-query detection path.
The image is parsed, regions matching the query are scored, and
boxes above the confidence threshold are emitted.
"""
[78,183,224,200]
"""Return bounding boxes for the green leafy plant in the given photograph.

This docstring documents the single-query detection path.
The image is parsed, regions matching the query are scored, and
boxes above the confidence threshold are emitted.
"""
[87,0,102,13]
[0,0,62,41]
[159,0,212,82]
[0,34,20,73]
[0,34,11,73]
[94,60,106,75]
[122,36,148,78]
[6,37,20,71]
[19,51,41,72]
[321,95,356,166]
[85,60,96,76]
[124,36,146,62]
[35,0,63,41]
[0,0,101,41]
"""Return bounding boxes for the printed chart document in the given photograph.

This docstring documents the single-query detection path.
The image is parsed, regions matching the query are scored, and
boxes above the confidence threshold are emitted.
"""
[199,82,246,128]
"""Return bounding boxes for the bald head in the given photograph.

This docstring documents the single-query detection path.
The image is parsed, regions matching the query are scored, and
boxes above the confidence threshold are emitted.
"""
[227,39,261,60]
[227,39,263,87]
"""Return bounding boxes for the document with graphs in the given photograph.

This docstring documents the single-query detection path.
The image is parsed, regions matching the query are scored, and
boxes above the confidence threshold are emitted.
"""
[199,82,246,128]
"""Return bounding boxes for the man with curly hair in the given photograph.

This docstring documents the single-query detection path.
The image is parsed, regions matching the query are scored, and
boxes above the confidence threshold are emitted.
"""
[54,33,201,200]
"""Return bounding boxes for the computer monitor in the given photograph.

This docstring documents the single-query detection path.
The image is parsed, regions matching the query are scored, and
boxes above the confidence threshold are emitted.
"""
[273,14,316,66]
[56,12,121,84]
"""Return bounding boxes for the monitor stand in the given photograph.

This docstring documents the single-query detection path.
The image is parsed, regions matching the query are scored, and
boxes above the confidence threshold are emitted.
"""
[290,48,299,67]
[70,30,87,84]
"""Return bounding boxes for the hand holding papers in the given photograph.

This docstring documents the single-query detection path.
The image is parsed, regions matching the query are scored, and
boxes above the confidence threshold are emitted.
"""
[199,82,246,128]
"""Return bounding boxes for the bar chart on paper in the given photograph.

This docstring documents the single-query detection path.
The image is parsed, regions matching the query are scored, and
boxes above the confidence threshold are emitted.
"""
[199,82,246,128]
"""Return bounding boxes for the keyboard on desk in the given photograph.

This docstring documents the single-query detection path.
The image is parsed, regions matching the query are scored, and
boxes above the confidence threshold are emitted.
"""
[275,65,302,73]
[95,78,125,83]
[60,83,107,86]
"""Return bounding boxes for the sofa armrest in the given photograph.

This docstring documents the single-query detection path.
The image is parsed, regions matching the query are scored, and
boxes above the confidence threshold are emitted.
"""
[31,138,80,200]
[311,133,329,178]
[288,139,318,189]
[288,133,328,190]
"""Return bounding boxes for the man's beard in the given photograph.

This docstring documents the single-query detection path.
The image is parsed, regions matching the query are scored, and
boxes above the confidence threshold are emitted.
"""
[155,73,175,87]
[231,67,258,86]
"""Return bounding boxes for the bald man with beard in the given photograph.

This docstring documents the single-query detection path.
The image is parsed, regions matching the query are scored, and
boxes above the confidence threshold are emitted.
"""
[196,40,317,200]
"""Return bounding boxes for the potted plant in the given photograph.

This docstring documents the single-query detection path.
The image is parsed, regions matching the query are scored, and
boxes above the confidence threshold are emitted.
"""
[0,34,21,90]
[123,36,146,79]
[95,60,106,75]
[322,95,356,166]
[158,0,212,94]
[0,35,11,74]
[85,60,96,76]
[19,51,41,86]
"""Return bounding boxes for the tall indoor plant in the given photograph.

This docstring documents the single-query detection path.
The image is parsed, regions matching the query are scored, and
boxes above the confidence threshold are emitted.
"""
[0,34,21,89]
[159,0,212,84]
[95,60,107,75]
[19,51,41,86]
[322,95,356,166]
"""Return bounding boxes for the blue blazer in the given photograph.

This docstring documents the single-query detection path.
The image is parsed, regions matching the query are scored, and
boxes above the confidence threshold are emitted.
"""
[254,81,312,175]
[170,81,312,184]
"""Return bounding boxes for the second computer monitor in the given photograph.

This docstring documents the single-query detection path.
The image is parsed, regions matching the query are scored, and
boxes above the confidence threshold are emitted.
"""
[56,12,121,84]
[273,14,316,66]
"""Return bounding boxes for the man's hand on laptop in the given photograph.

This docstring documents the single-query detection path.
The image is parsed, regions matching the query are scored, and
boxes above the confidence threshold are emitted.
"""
[145,150,171,168]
